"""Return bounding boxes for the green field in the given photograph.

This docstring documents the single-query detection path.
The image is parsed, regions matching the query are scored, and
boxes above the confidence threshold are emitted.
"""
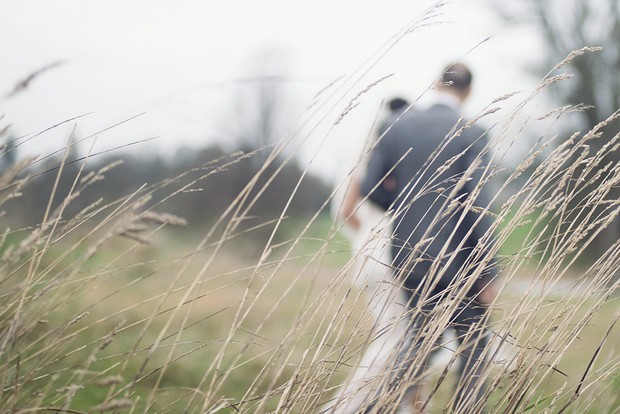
[1,215,618,413]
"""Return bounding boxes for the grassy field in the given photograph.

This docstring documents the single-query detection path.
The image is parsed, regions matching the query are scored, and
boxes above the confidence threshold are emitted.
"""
[2,38,620,413]
[1,215,618,413]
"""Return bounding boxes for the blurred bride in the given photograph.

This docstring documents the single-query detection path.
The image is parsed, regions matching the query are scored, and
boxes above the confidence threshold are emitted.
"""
[325,98,415,413]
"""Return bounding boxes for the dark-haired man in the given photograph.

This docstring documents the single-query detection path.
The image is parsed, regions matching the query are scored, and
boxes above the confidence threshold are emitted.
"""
[360,63,498,412]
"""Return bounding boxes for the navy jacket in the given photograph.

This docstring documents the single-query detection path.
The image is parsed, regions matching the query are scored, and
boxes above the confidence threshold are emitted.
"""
[361,103,497,296]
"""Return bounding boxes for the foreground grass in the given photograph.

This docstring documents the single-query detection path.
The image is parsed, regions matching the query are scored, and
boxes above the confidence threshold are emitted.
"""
[0,212,355,412]
[1,220,617,413]
[2,19,620,412]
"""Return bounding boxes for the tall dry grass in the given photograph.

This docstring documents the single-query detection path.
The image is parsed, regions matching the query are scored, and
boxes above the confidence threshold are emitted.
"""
[1,4,620,414]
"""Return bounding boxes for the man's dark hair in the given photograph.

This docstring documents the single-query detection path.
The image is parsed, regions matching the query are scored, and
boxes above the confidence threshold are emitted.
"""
[440,63,472,91]
[387,97,409,113]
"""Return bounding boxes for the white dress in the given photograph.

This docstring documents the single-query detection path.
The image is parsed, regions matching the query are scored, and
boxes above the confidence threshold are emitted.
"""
[325,191,412,413]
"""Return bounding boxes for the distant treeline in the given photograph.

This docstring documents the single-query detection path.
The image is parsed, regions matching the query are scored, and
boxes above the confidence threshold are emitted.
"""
[5,144,333,240]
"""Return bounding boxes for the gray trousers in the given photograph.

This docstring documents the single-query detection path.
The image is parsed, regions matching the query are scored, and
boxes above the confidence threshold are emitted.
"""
[363,295,490,413]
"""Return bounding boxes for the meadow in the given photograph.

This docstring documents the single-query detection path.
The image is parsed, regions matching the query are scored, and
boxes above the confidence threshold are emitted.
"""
[1,19,620,413]
[0,190,618,413]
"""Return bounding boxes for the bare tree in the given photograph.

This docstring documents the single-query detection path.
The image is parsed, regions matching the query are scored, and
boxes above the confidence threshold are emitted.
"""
[494,0,620,133]
[494,0,620,257]
[229,48,294,163]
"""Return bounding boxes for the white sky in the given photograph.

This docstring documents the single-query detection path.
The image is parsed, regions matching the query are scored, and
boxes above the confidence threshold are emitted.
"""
[0,0,544,180]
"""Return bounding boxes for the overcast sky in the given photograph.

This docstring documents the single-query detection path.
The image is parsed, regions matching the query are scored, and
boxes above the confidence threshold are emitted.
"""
[1,0,543,180]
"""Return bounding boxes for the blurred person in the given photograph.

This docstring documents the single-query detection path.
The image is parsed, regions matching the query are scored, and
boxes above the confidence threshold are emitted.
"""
[341,97,410,231]
[324,98,412,414]
[358,63,498,413]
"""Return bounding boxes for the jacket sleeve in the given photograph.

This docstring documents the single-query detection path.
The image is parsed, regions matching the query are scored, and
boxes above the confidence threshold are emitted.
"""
[360,137,395,211]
